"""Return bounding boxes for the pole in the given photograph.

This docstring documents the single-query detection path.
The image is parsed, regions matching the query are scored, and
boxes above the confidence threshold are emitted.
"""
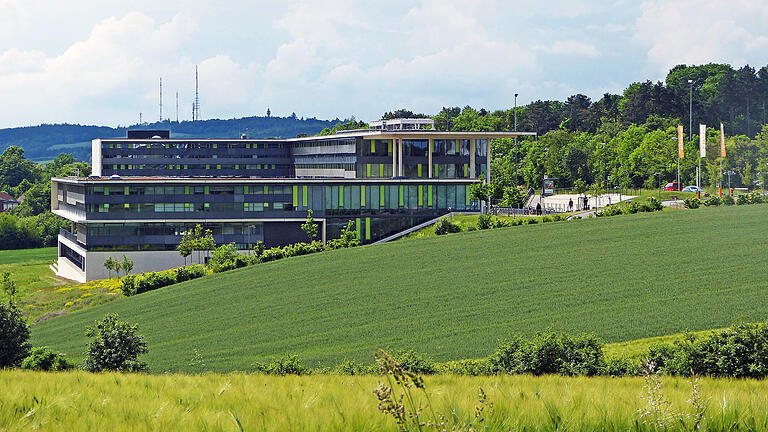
[514,93,518,186]
[689,80,693,143]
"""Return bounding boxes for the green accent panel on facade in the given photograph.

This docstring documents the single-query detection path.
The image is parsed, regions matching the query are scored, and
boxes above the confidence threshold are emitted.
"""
[379,186,385,207]
[264,185,269,194]
[388,142,392,153]
[365,217,371,240]
[434,164,439,178]
[292,186,299,207]
[366,164,371,177]
[124,186,129,195]
[428,185,433,206]
[464,164,468,177]
[184,186,190,195]
[399,185,404,207]
[361,186,366,207]
[466,185,471,206]
[356,217,362,240]
[204,186,209,195]
[417,164,422,177]
[104,187,109,196]
[379,164,384,177]
[371,140,375,153]
[339,185,344,207]
[418,185,423,207]
[302,186,308,207]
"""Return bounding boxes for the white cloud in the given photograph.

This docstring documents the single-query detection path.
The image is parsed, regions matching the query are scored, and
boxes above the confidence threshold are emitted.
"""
[633,0,768,76]
[534,40,601,57]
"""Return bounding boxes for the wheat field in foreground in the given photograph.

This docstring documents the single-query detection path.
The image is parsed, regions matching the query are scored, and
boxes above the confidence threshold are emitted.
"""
[2,370,768,431]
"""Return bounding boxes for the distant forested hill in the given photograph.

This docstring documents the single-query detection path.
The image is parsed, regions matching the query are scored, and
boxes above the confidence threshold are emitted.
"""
[0,115,338,162]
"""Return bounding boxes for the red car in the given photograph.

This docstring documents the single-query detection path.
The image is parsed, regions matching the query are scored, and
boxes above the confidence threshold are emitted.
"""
[663,182,681,191]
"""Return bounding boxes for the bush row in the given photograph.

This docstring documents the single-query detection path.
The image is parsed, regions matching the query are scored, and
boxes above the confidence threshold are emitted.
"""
[248,323,768,379]
[121,235,359,296]
[435,213,568,236]
[594,196,664,217]
[120,264,209,296]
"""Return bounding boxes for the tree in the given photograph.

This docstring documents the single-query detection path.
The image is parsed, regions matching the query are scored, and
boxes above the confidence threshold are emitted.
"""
[82,313,148,372]
[0,146,37,190]
[469,182,493,210]
[103,256,116,279]
[741,161,754,189]
[14,182,51,217]
[1,271,17,305]
[0,301,30,367]
[177,230,193,265]
[121,255,134,278]
[301,209,318,241]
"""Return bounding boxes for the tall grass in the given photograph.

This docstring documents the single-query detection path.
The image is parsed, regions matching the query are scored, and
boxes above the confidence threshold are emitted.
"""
[2,370,768,431]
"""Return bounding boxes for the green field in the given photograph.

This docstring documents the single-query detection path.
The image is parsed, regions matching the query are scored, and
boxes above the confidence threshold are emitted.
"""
[31,204,768,372]
[0,248,122,322]
[1,370,767,431]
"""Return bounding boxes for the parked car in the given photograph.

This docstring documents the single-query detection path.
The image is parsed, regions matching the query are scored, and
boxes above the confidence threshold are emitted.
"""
[663,182,681,191]
[682,185,702,192]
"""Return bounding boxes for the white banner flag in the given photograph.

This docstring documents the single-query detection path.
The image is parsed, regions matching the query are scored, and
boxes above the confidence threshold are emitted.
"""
[699,124,706,158]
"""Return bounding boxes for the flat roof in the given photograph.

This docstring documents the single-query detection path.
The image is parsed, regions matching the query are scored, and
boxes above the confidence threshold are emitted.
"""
[97,130,536,142]
[53,176,479,185]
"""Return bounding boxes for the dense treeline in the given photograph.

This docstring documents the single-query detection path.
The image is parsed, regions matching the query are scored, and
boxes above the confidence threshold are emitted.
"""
[0,115,336,161]
[420,63,768,196]
[0,147,88,249]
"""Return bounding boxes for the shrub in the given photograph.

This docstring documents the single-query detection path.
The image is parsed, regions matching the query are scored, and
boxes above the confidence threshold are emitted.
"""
[552,214,564,221]
[721,195,735,205]
[596,205,623,217]
[525,218,539,224]
[82,313,148,372]
[703,196,721,206]
[259,247,285,262]
[253,353,308,375]
[208,243,240,273]
[436,359,493,376]
[683,197,701,209]
[600,357,639,377]
[653,323,768,378]
[510,218,523,226]
[488,329,604,376]
[494,218,510,228]
[542,216,552,223]
[21,347,71,371]
[389,349,437,374]
[642,196,663,212]
[748,191,766,204]
[174,264,208,283]
[466,226,477,231]
[622,201,641,214]
[736,194,749,205]
[434,218,461,235]
[477,214,494,230]
[333,359,378,375]
[0,302,30,367]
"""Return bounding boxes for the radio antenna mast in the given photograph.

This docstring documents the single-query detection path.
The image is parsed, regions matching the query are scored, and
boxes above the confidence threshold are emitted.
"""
[192,65,201,121]
[159,77,163,122]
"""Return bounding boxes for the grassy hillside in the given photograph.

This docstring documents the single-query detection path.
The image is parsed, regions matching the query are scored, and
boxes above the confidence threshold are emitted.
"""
[0,247,122,321]
[3,370,768,431]
[32,205,768,372]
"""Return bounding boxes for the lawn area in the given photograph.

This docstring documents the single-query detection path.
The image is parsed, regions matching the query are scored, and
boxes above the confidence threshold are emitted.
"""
[0,247,122,322]
[30,204,768,372]
[2,370,767,431]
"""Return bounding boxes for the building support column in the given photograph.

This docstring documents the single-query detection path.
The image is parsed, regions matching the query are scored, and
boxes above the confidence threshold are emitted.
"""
[470,139,476,179]
[485,138,491,184]
[398,139,404,176]
[428,138,433,178]
[391,139,397,178]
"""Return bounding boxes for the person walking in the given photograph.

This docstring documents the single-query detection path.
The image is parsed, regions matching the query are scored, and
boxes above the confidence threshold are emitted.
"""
[536,202,542,216]
[568,198,573,212]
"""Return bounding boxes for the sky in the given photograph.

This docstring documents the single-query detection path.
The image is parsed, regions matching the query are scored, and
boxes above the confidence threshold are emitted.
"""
[1,0,767,128]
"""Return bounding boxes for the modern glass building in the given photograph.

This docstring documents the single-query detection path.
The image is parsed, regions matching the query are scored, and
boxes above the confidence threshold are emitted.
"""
[53,123,533,281]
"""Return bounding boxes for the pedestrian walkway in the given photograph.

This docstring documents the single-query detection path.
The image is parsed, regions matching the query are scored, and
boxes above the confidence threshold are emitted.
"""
[530,193,636,212]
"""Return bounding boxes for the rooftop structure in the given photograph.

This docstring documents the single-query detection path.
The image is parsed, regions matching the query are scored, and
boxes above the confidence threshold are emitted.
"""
[369,118,434,131]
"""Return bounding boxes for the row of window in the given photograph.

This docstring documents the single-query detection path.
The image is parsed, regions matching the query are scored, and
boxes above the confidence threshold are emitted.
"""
[104,164,285,171]
[104,142,286,149]
[357,139,489,157]
[91,201,291,213]
[89,185,293,196]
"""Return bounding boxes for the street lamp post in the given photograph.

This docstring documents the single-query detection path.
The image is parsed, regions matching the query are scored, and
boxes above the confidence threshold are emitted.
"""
[600,142,607,206]
[514,93,519,186]
[688,79,694,143]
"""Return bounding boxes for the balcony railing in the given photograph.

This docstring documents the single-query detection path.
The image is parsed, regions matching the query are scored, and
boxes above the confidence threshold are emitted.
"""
[59,228,78,244]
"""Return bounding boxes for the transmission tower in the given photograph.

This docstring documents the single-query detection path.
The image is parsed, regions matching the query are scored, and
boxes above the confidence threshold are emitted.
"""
[159,77,163,122]
[192,65,201,121]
